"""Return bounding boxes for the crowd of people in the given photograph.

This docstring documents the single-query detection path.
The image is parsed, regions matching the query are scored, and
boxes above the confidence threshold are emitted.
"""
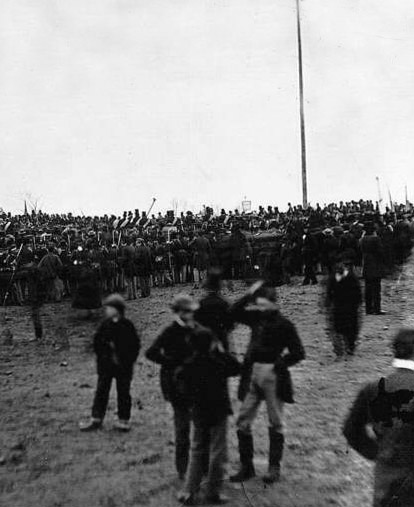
[0,199,413,310]
[2,199,414,506]
[80,274,305,505]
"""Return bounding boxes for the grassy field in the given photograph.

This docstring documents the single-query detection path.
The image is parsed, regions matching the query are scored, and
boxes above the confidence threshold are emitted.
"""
[1,262,413,507]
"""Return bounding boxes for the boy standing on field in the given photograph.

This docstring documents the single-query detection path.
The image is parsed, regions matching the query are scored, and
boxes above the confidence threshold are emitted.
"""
[80,294,141,432]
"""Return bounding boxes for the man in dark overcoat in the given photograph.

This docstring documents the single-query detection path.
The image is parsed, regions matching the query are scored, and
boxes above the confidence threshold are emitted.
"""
[360,222,385,315]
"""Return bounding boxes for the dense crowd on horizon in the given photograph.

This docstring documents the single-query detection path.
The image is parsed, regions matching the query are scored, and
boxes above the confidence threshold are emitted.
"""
[1,198,413,238]
[0,198,413,306]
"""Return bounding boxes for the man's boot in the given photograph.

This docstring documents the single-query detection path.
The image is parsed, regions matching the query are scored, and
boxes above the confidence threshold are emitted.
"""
[263,429,284,484]
[230,431,255,483]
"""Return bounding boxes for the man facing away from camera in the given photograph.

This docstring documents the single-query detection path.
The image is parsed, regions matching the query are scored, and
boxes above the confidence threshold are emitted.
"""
[194,268,233,351]
[177,328,241,505]
[230,281,305,485]
[80,294,141,432]
[343,329,414,507]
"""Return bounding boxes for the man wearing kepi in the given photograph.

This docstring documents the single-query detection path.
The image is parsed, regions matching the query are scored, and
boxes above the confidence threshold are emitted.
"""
[230,281,305,484]
[80,294,141,432]
[343,329,414,507]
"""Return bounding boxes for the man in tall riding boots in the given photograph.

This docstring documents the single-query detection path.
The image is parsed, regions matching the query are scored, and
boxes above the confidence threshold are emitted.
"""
[230,281,305,485]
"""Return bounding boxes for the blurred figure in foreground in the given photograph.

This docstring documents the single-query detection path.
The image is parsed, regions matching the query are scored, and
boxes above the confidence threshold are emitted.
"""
[326,259,362,360]
[177,329,240,505]
[344,329,414,507]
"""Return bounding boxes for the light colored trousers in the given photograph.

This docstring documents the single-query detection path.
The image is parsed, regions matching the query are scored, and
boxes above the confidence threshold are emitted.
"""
[237,363,284,434]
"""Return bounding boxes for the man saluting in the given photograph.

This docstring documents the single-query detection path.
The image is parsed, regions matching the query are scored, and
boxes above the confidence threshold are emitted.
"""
[230,281,305,485]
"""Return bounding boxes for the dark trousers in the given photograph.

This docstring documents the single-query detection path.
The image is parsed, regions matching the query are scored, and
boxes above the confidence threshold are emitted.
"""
[92,367,133,421]
[185,418,227,498]
[173,404,191,476]
[138,276,151,297]
[303,264,317,285]
[332,331,358,356]
[365,277,381,314]
[31,306,43,339]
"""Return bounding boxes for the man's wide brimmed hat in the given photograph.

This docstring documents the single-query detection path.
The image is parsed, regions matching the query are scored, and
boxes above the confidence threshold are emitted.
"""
[103,293,126,313]
[171,294,199,313]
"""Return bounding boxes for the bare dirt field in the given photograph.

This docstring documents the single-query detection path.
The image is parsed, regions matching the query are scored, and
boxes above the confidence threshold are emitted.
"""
[1,260,413,507]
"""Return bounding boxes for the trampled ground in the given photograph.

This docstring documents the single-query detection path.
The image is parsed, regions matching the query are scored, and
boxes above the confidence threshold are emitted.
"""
[1,260,413,507]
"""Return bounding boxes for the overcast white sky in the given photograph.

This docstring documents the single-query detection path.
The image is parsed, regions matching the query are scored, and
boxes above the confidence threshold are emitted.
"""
[1,0,414,215]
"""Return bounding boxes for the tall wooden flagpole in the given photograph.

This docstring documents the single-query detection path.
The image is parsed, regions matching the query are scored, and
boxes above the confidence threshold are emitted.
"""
[296,0,308,208]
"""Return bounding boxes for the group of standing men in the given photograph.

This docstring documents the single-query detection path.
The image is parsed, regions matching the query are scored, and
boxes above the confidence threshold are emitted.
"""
[81,269,305,505]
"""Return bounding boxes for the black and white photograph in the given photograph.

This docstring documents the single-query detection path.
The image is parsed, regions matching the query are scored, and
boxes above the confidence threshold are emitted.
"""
[1,1,414,506]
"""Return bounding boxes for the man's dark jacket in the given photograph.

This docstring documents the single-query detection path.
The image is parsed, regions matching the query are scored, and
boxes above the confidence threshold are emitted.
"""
[135,245,152,277]
[326,272,361,336]
[178,348,241,427]
[232,295,305,403]
[94,317,141,373]
[195,292,233,350]
[360,234,384,279]
[146,321,207,407]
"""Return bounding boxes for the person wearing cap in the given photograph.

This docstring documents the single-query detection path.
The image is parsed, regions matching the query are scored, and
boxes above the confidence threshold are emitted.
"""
[343,329,414,506]
[146,294,206,481]
[230,281,305,485]
[80,294,141,432]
